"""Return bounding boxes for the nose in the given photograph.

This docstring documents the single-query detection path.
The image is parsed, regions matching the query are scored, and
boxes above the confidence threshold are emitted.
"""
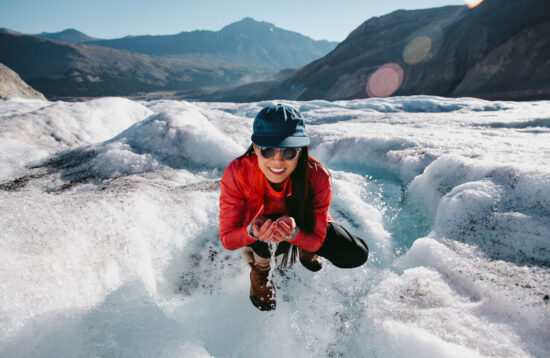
[272,151,285,162]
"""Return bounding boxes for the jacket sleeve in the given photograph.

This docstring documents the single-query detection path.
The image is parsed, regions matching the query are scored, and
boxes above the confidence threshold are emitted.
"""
[288,165,331,252]
[219,160,257,250]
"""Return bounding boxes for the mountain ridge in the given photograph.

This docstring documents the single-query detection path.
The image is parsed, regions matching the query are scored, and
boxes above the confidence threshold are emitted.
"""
[83,17,338,70]
[35,28,100,44]
[207,0,550,102]
[0,18,338,98]
[0,31,267,98]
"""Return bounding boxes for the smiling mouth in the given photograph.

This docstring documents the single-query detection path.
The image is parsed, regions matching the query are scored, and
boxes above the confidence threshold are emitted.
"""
[269,167,285,174]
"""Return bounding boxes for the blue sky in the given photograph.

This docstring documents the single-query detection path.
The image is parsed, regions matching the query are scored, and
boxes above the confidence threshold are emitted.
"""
[1,0,465,41]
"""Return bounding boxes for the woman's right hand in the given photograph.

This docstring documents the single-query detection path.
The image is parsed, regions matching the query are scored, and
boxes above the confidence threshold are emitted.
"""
[251,216,277,241]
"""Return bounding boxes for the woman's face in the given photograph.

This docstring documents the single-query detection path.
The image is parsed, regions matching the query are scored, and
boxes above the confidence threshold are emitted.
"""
[254,145,299,185]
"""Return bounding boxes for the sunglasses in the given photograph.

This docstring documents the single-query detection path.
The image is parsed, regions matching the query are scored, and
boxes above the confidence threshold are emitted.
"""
[258,147,302,160]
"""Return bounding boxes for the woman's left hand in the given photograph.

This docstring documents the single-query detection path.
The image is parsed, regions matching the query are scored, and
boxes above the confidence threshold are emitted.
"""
[270,216,296,243]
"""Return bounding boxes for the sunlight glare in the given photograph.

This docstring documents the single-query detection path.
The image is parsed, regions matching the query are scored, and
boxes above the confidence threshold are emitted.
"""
[465,0,484,9]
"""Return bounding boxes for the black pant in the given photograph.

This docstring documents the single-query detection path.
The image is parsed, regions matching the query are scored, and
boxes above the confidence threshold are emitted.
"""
[248,222,369,268]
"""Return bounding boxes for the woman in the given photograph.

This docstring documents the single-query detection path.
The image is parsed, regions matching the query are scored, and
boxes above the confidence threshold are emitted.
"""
[219,104,369,311]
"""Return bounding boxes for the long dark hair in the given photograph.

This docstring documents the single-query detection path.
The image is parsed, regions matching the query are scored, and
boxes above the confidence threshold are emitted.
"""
[238,144,325,266]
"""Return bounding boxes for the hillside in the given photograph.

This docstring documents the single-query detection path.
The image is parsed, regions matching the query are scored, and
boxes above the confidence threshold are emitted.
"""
[85,18,338,70]
[207,0,550,102]
[0,62,46,100]
[1,18,338,98]
[35,29,100,44]
[0,31,265,98]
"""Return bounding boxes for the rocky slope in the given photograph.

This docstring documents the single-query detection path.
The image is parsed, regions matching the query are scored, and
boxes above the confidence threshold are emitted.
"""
[0,63,46,100]
[1,18,338,98]
[208,0,550,102]
[0,31,265,98]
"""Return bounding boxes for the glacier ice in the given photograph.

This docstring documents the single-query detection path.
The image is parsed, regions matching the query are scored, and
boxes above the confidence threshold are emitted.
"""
[0,96,549,358]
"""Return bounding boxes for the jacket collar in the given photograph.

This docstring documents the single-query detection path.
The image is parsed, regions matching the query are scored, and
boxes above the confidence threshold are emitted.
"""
[248,153,293,198]
[264,176,293,198]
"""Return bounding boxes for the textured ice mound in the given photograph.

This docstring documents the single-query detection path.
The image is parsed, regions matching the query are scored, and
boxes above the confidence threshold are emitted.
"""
[0,97,152,181]
[43,103,244,181]
[408,155,550,265]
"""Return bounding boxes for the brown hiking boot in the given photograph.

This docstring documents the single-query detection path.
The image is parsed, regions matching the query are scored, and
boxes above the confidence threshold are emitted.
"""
[299,248,322,272]
[249,262,276,311]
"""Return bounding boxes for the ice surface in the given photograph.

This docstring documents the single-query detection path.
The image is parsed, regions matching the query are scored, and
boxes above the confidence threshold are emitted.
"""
[38,102,244,184]
[0,97,152,182]
[1,96,549,357]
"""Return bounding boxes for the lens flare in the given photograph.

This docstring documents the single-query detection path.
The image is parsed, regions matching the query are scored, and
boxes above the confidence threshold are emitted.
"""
[465,0,484,8]
[366,63,404,98]
[402,25,443,65]
[403,36,432,65]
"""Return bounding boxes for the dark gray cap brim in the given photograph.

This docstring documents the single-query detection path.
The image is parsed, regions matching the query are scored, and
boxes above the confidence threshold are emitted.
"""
[251,134,310,148]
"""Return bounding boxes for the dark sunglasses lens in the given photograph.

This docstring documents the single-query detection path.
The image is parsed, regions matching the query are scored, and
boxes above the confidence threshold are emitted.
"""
[282,148,299,160]
[260,147,276,158]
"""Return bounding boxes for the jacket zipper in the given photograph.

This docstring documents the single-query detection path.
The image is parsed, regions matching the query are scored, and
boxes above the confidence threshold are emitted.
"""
[251,204,264,223]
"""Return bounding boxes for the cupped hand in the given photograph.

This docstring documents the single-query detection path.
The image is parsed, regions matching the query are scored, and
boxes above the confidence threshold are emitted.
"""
[251,216,276,241]
[251,216,297,243]
[270,216,296,243]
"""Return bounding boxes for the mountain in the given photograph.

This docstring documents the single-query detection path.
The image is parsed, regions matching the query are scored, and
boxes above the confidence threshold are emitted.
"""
[207,0,550,102]
[0,28,22,35]
[0,31,266,98]
[0,62,46,100]
[35,28,100,44]
[85,18,338,70]
[0,18,338,98]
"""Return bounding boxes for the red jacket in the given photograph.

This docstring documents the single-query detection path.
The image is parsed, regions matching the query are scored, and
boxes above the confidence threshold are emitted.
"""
[219,154,331,252]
